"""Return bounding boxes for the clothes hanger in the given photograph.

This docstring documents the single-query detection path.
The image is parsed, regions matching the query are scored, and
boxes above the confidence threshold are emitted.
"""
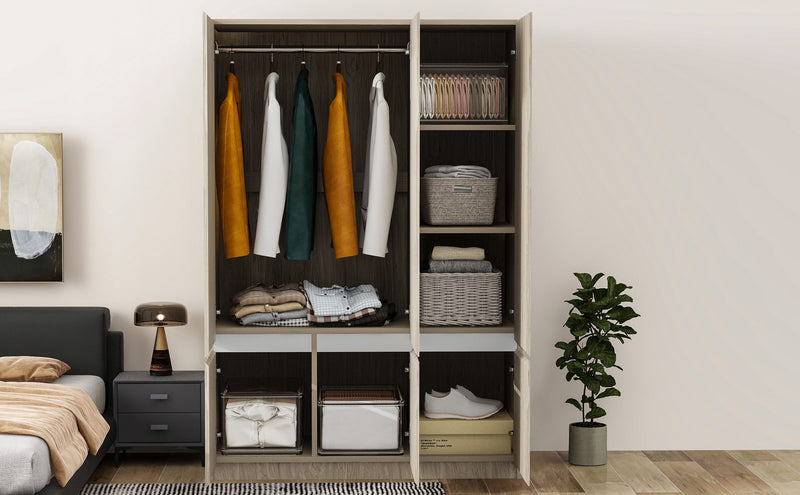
[269,44,275,73]
[301,45,306,67]
[336,46,342,74]
[229,60,235,74]
[376,44,382,73]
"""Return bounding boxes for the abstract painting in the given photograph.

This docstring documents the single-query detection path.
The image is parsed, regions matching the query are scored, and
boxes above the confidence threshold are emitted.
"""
[0,133,63,282]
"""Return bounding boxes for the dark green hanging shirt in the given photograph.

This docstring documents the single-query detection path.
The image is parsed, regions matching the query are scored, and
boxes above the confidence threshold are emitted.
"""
[285,67,318,260]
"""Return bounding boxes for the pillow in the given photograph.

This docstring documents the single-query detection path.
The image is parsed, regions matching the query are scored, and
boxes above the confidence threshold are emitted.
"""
[0,356,71,382]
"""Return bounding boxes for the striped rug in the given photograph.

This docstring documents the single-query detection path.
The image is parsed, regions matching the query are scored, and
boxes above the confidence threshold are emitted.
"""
[81,483,446,495]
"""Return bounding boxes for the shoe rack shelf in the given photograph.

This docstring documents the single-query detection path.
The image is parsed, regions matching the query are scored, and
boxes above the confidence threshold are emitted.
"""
[202,14,532,484]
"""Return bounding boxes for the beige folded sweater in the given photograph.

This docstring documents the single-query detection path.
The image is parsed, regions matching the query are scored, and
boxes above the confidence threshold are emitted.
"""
[430,246,485,261]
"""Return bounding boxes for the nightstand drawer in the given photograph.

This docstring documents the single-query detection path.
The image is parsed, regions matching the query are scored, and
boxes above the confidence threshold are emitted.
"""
[117,383,201,413]
[117,413,202,444]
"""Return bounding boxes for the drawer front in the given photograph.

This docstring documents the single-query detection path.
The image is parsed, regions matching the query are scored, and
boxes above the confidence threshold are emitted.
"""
[117,383,201,413]
[117,413,202,444]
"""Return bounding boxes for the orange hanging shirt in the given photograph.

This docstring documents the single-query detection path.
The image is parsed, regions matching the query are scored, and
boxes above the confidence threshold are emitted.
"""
[216,72,250,259]
[322,73,359,259]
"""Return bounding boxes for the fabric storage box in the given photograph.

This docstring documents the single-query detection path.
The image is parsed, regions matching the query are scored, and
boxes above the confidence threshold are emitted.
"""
[421,177,497,225]
[318,386,404,455]
[420,270,502,326]
[220,379,303,454]
[420,410,513,455]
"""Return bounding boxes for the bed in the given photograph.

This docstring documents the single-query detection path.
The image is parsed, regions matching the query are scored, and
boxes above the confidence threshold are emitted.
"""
[0,307,124,495]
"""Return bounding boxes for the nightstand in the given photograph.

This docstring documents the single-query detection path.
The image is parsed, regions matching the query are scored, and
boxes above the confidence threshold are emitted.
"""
[113,371,204,464]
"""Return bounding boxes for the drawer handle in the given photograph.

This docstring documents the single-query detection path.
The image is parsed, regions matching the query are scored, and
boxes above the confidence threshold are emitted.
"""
[150,424,169,431]
[150,393,169,400]
[453,185,473,193]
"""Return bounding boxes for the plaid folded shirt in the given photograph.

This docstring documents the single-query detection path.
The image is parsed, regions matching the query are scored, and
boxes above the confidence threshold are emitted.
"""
[303,280,382,319]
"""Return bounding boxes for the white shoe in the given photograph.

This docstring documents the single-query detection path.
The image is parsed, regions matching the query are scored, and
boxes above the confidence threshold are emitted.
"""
[424,388,502,420]
[430,385,504,410]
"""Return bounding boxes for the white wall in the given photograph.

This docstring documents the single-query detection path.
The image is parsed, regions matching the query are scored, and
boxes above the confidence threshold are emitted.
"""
[1,0,798,451]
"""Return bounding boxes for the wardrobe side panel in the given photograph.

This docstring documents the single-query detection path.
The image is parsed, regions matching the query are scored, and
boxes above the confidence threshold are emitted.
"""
[409,13,421,357]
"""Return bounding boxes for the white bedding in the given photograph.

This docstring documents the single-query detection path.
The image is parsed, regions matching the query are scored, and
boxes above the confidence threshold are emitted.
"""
[0,375,106,495]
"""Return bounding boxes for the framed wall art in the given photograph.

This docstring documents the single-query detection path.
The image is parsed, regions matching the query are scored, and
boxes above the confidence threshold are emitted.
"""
[0,133,63,282]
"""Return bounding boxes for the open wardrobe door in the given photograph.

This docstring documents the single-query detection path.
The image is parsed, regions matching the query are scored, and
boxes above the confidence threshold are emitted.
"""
[514,11,533,484]
[202,11,218,482]
[409,11,421,484]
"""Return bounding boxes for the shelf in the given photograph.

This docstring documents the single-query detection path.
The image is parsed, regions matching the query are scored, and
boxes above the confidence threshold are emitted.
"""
[215,316,410,335]
[419,330,517,352]
[420,123,515,131]
[419,224,515,234]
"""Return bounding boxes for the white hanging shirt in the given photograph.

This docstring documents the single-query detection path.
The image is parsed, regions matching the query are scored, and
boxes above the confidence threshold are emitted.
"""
[254,72,289,257]
[360,72,397,257]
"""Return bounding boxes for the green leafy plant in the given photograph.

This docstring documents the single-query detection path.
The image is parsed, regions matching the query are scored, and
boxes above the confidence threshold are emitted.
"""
[555,273,639,425]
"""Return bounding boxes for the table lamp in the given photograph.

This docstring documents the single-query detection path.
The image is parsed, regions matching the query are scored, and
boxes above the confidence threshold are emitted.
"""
[134,302,187,376]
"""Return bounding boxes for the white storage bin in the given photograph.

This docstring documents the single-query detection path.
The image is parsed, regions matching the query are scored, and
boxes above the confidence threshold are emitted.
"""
[318,386,404,455]
[220,379,303,455]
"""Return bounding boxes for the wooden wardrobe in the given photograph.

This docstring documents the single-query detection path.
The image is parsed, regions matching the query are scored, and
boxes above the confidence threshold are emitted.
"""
[202,14,533,483]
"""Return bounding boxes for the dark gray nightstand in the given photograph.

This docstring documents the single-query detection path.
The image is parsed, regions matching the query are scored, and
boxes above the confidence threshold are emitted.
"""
[113,370,204,465]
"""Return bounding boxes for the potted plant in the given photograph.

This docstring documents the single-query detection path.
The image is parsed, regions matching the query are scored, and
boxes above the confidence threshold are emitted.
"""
[555,272,639,465]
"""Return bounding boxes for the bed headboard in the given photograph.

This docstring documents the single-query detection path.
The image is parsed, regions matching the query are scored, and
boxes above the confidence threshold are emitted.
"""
[0,307,124,411]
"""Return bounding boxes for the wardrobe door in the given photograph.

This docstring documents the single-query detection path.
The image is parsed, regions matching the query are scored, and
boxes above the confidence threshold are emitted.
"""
[202,12,217,481]
[514,12,534,356]
[513,351,531,483]
[409,12,421,356]
[409,350,421,482]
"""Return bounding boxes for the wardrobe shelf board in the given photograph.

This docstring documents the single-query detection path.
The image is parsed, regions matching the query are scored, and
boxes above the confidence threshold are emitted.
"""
[419,331,517,352]
[419,224,515,234]
[419,454,514,463]
[419,124,515,131]
[216,450,410,464]
[215,316,410,335]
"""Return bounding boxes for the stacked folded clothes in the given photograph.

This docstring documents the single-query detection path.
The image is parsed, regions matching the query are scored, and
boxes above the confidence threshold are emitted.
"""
[303,280,395,327]
[427,246,494,273]
[230,283,309,327]
[423,165,491,179]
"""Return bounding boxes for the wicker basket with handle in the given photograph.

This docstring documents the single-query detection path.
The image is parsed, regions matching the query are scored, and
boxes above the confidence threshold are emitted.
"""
[420,270,502,326]
[421,177,497,225]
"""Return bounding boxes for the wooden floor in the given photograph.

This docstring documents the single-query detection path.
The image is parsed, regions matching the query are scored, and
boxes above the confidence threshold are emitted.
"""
[88,451,800,494]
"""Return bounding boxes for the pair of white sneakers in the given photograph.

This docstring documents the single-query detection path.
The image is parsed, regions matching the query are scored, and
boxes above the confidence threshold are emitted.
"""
[424,385,503,420]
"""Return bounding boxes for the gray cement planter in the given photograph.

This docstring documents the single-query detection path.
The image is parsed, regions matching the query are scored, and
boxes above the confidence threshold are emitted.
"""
[568,422,607,465]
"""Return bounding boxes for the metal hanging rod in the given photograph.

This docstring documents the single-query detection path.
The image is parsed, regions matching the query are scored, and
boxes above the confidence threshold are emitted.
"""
[215,44,409,55]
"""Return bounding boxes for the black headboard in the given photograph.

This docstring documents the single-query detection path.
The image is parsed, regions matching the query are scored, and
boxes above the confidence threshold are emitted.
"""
[0,307,123,413]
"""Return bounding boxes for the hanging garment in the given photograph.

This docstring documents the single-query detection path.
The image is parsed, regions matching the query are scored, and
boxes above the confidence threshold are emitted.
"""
[360,72,397,258]
[253,72,289,258]
[322,73,359,259]
[216,71,250,259]
[284,67,318,260]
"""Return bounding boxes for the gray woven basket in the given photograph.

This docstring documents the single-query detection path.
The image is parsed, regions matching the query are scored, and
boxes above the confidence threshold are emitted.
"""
[421,177,498,225]
[420,270,502,326]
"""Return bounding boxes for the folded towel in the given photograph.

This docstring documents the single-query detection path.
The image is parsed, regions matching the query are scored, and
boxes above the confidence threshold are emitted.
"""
[431,246,485,261]
[428,259,493,273]
[424,165,491,178]
[424,171,491,178]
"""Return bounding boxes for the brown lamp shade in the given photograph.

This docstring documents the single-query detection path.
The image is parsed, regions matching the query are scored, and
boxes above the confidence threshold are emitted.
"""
[134,302,187,327]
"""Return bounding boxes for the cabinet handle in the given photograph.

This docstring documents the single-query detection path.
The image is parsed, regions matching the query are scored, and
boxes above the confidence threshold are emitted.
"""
[150,393,169,400]
[150,424,169,431]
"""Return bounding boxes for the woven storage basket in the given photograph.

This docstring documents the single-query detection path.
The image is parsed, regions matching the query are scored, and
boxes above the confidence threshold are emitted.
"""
[420,270,502,326]
[421,177,497,225]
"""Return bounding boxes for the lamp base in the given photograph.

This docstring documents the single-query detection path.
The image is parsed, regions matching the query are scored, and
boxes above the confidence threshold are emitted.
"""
[150,326,172,376]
